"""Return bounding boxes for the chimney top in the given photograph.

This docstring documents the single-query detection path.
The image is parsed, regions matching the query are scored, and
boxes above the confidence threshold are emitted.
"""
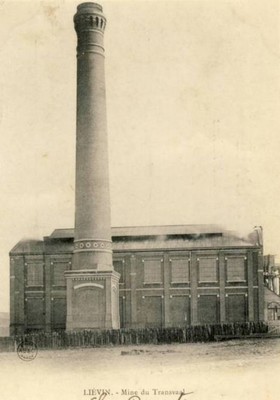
[74,2,106,36]
[76,2,103,14]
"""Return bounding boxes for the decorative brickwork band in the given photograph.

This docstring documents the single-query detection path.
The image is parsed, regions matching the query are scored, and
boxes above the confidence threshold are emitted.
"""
[74,13,106,33]
[73,239,112,253]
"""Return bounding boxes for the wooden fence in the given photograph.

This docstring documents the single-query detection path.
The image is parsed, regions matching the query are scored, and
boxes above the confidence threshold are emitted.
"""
[5,321,268,351]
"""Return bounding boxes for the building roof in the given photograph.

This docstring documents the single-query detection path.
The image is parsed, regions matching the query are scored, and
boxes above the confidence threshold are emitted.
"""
[10,239,44,255]
[10,225,262,254]
[49,224,224,239]
[111,235,257,251]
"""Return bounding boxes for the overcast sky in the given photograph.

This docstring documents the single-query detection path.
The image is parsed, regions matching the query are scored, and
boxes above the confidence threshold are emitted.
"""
[0,0,279,312]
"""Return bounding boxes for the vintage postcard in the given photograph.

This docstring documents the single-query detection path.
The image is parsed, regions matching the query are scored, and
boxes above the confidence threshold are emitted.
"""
[0,0,279,399]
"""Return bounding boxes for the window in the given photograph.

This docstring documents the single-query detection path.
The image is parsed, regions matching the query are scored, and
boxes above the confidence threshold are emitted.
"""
[26,298,45,325]
[140,296,163,327]
[26,264,43,286]
[52,263,68,286]
[226,294,247,322]
[171,259,189,283]
[170,296,190,326]
[226,257,246,282]
[144,260,162,284]
[198,295,219,323]
[52,298,66,327]
[198,257,218,282]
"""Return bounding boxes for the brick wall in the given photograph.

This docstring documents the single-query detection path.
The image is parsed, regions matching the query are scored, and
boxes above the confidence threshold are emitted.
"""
[10,244,263,332]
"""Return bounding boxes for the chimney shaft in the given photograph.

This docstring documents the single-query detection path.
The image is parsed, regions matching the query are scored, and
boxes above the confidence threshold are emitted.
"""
[66,3,120,331]
[73,2,112,270]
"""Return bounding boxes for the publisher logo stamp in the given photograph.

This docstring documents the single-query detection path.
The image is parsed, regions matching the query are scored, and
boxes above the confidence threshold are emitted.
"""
[17,340,38,361]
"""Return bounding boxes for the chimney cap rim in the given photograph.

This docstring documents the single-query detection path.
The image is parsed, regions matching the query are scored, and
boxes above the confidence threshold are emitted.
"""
[77,2,103,13]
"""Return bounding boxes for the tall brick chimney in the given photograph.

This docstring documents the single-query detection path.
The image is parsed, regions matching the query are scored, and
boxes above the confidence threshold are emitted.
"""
[66,2,120,331]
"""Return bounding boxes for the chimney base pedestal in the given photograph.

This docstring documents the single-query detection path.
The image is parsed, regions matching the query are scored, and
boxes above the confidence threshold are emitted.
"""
[65,270,120,331]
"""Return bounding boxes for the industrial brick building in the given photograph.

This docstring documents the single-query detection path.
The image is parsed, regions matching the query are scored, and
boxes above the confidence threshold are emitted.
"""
[8,3,266,334]
[10,225,264,334]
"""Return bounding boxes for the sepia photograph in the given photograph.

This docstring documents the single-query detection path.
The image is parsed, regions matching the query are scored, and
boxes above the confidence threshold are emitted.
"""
[0,0,279,399]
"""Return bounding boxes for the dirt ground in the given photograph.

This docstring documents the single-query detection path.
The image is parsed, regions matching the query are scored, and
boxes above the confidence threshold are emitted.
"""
[0,338,279,400]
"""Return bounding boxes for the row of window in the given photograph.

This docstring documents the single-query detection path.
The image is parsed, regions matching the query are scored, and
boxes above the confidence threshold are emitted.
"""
[26,262,69,287]
[25,293,247,328]
[115,257,247,284]
[25,257,247,287]
[132,294,247,325]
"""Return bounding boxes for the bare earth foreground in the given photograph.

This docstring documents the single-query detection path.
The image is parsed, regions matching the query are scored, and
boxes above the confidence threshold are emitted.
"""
[0,339,279,400]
